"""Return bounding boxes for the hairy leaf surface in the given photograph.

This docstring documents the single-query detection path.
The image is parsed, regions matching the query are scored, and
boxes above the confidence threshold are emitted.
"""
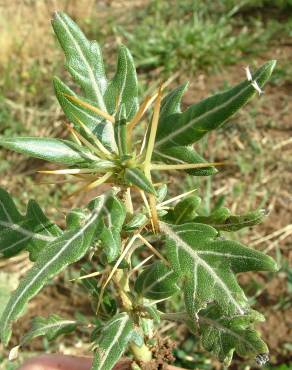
[104,45,139,120]
[92,195,126,262]
[0,196,107,345]
[54,77,116,152]
[92,312,133,370]
[194,208,267,231]
[174,196,201,224]
[0,137,96,165]
[124,168,156,195]
[123,213,148,232]
[159,82,188,120]
[135,261,178,299]
[160,222,277,318]
[198,305,268,366]
[0,188,61,260]
[155,61,276,148]
[114,118,128,156]
[52,12,107,110]
[21,314,76,345]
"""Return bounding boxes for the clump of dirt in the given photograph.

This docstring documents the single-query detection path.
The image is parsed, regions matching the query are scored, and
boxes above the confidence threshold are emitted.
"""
[142,336,176,370]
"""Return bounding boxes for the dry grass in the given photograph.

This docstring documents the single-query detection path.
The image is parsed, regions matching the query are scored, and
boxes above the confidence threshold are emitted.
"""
[0,0,97,66]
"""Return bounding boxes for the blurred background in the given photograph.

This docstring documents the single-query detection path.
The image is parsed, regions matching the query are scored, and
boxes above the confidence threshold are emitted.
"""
[0,1,291,369]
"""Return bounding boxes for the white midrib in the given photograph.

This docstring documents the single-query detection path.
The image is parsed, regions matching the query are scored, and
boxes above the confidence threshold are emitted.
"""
[175,228,265,263]
[127,169,148,189]
[0,221,55,242]
[153,149,185,164]
[96,315,129,370]
[155,68,267,148]
[57,14,107,112]
[144,270,173,294]
[199,316,258,351]
[160,223,244,314]
[22,320,76,343]
[2,197,105,336]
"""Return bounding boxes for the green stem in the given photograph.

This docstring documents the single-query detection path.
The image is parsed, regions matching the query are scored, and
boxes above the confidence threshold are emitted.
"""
[129,342,152,363]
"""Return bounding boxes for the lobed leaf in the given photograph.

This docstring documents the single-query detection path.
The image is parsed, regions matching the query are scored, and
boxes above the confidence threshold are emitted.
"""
[160,222,277,318]
[135,261,179,300]
[0,188,61,261]
[0,137,96,165]
[155,61,276,148]
[198,305,268,366]
[194,208,267,231]
[53,77,116,152]
[52,12,107,110]
[0,195,107,345]
[92,312,134,370]
[159,82,188,120]
[173,196,201,224]
[104,45,139,120]
[21,314,76,345]
[90,195,126,262]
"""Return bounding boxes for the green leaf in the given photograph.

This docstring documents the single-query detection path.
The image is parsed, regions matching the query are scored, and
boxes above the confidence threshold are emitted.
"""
[114,118,128,156]
[198,305,268,366]
[52,12,107,110]
[174,196,201,224]
[135,261,178,300]
[156,184,168,203]
[66,208,90,229]
[159,82,188,120]
[154,146,217,176]
[124,168,156,195]
[90,195,126,262]
[155,61,276,148]
[92,312,134,370]
[194,208,268,231]
[144,305,161,324]
[0,195,107,345]
[20,314,76,345]
[0,137,96,165]
[123,213,148,232]
[160,222,277,318]
[0,188,61,261]
[53,77,116,152]
[104,45,139,120]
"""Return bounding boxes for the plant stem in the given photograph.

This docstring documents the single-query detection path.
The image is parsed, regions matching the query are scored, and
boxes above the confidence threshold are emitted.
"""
[160,312,189,322]
[129,342,152,363]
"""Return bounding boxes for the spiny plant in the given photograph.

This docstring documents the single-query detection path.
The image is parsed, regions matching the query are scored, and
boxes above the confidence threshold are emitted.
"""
[0,11,278,369]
